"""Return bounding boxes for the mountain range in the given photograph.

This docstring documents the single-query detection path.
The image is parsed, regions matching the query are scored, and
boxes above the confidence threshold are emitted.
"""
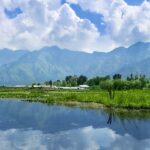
[0,42,150,85]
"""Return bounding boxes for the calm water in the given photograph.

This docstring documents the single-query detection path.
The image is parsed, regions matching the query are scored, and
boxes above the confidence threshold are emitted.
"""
[0,100,150,150]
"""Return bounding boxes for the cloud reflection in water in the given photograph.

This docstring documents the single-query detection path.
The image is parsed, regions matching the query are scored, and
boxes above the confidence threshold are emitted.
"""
[0,126,150,150]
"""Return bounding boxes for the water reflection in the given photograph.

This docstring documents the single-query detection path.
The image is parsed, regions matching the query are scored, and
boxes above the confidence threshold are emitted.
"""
[0,100,150,150]
[0,127,150,150]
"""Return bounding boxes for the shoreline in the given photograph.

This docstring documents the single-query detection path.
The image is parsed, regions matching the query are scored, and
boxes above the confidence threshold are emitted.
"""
[1,98,150,120]
[1,97,150,112]
[1,87,150,111]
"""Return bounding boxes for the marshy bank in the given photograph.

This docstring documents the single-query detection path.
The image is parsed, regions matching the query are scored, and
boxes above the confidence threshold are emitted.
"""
[0,87,150,110]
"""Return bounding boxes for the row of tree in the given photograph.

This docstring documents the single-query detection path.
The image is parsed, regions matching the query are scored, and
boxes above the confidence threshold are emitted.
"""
[46,75,88,87]
[34,74,150,99]
[88,74,149,99]
[43,74,149,90]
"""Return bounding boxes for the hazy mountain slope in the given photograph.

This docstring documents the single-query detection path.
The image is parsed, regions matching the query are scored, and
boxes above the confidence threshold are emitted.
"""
[0,42,150,85]
[0,47,105,85]
[88,42,150,76]
[0,49,28,66]
[118,57,150,76]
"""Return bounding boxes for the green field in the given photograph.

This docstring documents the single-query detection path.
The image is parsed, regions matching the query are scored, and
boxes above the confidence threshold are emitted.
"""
[0,87,150,110]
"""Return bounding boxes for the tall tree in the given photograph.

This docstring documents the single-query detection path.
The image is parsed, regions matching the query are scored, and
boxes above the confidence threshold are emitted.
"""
[113,74,122,80]
[77,75,87,85]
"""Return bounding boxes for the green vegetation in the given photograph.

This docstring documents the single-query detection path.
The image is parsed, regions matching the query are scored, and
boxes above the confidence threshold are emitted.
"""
[0,87,150,110]
[45,74,149,91]
[0,74,150,110]
[44,73,150,100]
[51,75,88,87]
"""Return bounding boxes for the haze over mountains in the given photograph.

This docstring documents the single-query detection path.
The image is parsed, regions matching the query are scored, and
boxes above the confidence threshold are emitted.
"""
[0,42,150,85]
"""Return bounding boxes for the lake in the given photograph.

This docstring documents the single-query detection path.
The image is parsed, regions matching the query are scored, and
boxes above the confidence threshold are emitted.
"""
[0,100,150,150]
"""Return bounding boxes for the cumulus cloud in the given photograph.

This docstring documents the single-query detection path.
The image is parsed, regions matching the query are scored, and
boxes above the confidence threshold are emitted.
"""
[67,0,150,50]
[46,4,103,52]
[0,0,113,52]
[0,0,150,52]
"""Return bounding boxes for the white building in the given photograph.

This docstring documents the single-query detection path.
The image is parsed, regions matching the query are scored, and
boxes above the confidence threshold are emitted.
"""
[79,85,89,90]
[31,84,89,90]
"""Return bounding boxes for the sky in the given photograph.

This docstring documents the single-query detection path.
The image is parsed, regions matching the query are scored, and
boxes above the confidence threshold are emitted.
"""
[1,0,150,52]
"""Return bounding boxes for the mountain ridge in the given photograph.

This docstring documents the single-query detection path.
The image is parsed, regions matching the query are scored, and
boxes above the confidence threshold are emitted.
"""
[0,42,150,85]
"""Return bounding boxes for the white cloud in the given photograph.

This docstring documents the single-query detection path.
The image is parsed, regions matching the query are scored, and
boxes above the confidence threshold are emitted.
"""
[0,0,150,52]
[47,4,104,52]
[0,0,114,52]
[67,0,150,50]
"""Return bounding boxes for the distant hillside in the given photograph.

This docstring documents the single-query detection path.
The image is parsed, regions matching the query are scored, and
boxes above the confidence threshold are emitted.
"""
[118,57,150,76]
[0,42,150,85]
[0,49,28,66]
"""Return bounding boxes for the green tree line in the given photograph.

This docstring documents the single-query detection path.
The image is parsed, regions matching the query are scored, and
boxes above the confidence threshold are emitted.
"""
[44,74,149,89]
[34,74,150,99]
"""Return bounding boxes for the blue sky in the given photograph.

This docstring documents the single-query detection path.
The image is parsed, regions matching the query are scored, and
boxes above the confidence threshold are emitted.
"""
[2,0,150,52]
[125,0,148,5]
[4,7,23,19]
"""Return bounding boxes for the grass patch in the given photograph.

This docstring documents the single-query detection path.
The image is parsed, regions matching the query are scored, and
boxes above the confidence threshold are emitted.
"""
[0,87,150,110]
